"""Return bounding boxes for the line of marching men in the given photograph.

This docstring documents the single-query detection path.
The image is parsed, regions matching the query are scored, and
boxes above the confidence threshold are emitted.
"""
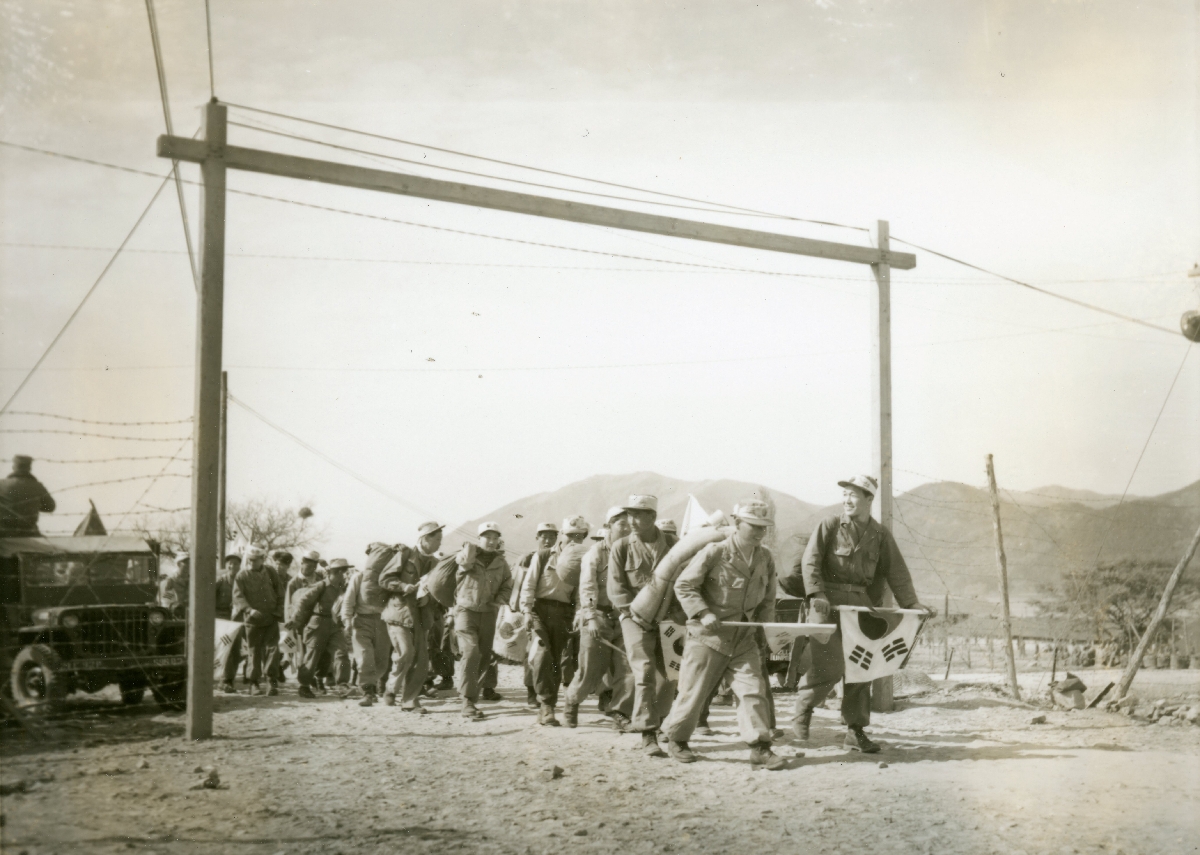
[223,476,935,770]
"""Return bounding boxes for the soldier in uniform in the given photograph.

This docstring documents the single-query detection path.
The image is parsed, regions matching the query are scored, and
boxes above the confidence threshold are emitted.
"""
[340,550,393,707]
[158,554,189,618]
[231,545,284,696]
[662,501,784,769]
[511,523,558,708]
[454,522,512,721]
[792,474,936,753]
[0,455,55,537]
[563,507,634,730]
[379,521,444,712]
[608,495,680,757]
[556,515,590,690]
[287,558,351,699]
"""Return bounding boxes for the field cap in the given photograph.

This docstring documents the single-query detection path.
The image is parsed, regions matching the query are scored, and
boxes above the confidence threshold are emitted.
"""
[605,506,626,524]
[13,455,33,470]
[622,495,658,513]
[272,550,294,564]
[301,550,321,563]
[591,526,609,541]
[536,521,559,535]
[562,515,589,535]
[326,558,350,572]
[733,500,774,527]
[837,474,878,497]
[223,553,242,564]
[655,520,678,535]
[417,520,445,538]
[243,544,266,561]
[478,521,502,536]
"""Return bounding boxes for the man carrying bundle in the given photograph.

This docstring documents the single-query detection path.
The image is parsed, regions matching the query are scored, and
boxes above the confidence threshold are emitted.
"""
[661,501,784,769]
[287,558,351,699]
[454,522,512,721]
[790,474,936,753]
[511,523,559,708]
[379,521,444,712]
[608,495,679,757]
[563,506,634,730]
[340,544,395,707]
[231,545,284,697]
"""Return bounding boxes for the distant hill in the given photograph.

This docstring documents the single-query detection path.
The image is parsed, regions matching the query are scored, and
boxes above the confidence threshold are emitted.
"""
[450,473,1200,617]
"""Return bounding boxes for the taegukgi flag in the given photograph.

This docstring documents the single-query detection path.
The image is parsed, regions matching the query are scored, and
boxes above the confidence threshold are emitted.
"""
[838,606,925,684]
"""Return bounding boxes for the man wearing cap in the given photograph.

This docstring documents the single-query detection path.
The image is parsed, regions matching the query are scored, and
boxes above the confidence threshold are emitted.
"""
[556,516,590,690]
[158,555,190,618]
[287,552,322,619]
[288,558,351,699]
[340,548,393,707]
[379,521,444,711]
[520,520,585,726]
[509,524,559,709]
[0,456,55,537]
[656,520,678,537]
[793,474,935,753]
[231,545,284,696]
[563,507,635,730]
[217,554,243,692]
[608,494,679,757]
[454,522,512,720]
[661,501,785,769]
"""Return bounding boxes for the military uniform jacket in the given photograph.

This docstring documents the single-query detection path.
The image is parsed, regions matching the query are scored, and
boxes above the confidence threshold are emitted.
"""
[675,537,776,655]
[215,573,235,621]
[607,530,678,614]
[577,539,613,622]
[232,567,283,626]
[455,549,512,613]
[380,545,437,627]
[799,514,917,609]
[0,473,55,537]
[292,577,348,630]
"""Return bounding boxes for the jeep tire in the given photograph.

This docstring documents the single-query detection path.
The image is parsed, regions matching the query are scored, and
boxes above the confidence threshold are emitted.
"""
[150,673,187,711]
[119,678,147,705]
[11,644,68,711]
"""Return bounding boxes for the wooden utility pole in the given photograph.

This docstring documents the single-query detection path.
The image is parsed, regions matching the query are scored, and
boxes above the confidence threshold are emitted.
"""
[185,100,227,741]
[870,219,895,713]
[1116,522,1200,699]
[158,103,915,738]
[217,370,227,563]
[985,454,1021,700]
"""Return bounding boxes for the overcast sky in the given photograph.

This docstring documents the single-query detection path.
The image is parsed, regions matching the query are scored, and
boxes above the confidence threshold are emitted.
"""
[1,0,1197,559]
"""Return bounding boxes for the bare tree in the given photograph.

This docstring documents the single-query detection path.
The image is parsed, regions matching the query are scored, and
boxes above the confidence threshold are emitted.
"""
[131,497,327,557]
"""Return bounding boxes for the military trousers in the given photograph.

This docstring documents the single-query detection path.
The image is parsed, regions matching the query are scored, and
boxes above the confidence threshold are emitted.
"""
[385,621,429,707]
[298,618,342,688]
[564,610,634,716]
[324,626,352,686]
[221,625,246,685]
[663,625,772,746]
[349,613,392,694]
[619,616,675,733]
[794,618,871,728]
[454,607,498,703]
[529,599,575,707]
[240,623,275,687]
[424,602,454,682]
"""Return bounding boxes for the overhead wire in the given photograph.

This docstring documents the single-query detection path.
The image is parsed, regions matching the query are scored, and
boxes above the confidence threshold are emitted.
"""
[0,428,190,442]
[0,173,173,416]
[223,101,869,232]
[1,411,192,426]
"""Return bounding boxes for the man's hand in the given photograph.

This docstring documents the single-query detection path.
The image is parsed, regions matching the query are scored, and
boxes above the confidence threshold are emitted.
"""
[284,621,298,633]
[699,612,721,631]
[586,618,602,640]
[809,593,832,622]
[913,602,938,618]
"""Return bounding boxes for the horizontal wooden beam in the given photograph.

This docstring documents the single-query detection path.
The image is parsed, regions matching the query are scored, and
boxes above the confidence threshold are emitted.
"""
[157,134,916,270]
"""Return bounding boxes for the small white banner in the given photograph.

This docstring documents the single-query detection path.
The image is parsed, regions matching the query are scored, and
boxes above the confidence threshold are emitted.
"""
[659,621,685,682]
[838,606,924,684]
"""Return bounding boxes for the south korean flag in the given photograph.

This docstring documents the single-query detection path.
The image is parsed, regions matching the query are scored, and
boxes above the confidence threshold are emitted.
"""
[658,621,686,682]
[838,606,925,684]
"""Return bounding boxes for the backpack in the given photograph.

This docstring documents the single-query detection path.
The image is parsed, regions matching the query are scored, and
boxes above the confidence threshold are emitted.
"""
[361,542,400,609]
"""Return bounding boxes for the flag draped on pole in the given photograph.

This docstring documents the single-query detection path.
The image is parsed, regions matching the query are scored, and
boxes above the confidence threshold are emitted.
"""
[838,606,924,683]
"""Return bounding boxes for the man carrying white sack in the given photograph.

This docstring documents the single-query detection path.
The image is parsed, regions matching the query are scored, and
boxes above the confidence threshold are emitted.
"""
[790,474,936,753]
[661,500,785,770]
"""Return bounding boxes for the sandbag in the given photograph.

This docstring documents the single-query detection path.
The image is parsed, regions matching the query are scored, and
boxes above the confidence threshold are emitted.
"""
[361,541,400,609]
[630,525,732,626]
[425,551,460,608]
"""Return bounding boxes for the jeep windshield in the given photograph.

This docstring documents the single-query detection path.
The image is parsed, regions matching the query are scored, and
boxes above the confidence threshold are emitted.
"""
[23,554,154,587]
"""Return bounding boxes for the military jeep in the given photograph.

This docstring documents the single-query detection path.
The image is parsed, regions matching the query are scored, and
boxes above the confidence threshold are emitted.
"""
[1,535,188,711]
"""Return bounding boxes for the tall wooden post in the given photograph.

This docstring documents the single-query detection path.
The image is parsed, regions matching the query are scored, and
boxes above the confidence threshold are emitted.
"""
[870,219,895,712]
[1117,522,1200,698]
[985,454,1021,700]
[217,370,228,563]
[186,100,227,741]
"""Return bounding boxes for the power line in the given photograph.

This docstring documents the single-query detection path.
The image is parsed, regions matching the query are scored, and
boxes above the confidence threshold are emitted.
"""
[223,102,869,233]
[891,235,1178,336]
[0,174,173,416]
[2,411,192,426]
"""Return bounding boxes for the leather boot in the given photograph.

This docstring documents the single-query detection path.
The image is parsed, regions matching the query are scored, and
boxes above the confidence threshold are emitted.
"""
[297,685,316,699]
[481,688,502,702]
[642,730,666,758]
[667,740,697,763]
[845,726,880,754]
[793,709,813,740]
[539,703,560,726]
[749,741,786,771]
[563,704,579,728]
[383,692,396,706]
[358,691,376,708]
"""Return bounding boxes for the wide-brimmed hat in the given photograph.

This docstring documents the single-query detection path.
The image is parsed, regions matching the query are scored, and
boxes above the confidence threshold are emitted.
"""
[655,520,678,534]
[243,544,266,561]
[733,501,774,527]
[301,550,321,563]
[536,522,559,535]
[622,495,658,513]
[477,521,502,536]
[326,558,351,572]
[837,474,878,497]
[562,515,589,535]
[223,553,242,564]
[417,520,445,538]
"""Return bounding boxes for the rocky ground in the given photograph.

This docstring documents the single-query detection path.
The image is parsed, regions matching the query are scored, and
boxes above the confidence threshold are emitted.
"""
[2,666,1199,855]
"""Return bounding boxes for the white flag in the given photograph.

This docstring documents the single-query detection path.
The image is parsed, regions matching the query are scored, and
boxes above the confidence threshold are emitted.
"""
[838,606,923,684]
[679,495,709,537]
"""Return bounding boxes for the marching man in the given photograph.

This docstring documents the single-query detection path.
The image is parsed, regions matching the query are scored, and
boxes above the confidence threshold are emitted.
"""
[792,474,936,753]
[454,522,512,721]
[661,500,785,770]
[379,521,445,712]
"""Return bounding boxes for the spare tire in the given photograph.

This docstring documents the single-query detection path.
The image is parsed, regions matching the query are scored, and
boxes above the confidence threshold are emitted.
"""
[11,644,69,711]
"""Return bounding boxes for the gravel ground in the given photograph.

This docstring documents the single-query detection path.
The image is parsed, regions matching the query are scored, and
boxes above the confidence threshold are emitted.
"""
[2,665,1198,855]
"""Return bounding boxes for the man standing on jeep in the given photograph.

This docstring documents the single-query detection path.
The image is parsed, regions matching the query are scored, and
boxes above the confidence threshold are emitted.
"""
[231,545,284,696]
[0,455,55,537]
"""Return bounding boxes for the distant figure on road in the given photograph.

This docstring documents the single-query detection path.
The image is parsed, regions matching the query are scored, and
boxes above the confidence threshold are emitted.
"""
[0,455,56,537]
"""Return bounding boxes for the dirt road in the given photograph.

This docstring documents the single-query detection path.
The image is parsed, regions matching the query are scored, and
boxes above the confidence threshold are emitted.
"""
[3,666,1198,855]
